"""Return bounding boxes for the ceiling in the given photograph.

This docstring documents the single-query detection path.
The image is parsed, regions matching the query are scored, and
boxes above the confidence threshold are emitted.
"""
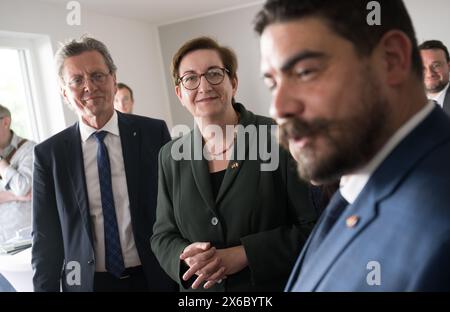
[36,0,264,25]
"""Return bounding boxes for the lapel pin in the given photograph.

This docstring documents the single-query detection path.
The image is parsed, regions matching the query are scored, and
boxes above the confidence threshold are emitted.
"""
[133,132,137,136]
[346,215,360,228]
[231,162,239,169]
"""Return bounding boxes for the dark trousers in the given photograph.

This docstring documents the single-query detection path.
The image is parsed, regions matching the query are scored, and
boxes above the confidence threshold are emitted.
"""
[93,266,148,292]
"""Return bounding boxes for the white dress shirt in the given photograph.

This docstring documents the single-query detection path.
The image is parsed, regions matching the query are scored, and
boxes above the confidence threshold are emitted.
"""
[78,111,141,271]
[340,101,435,204]
[428,82,449,108]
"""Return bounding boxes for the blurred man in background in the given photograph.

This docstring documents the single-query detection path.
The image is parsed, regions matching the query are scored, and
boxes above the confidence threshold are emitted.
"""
[0,104,35,244]
[114,82,134,114]
[419,40,450,114]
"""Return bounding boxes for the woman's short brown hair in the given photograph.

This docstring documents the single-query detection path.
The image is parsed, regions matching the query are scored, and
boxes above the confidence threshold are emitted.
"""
[171,36,238,86]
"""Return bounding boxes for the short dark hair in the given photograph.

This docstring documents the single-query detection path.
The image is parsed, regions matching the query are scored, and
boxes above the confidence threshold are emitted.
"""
[418,40,450,62]
[55,36,117,84]
[254,0,423,79]
[117,82,134,101]
[0,104,11,119]
[171,36,238,86]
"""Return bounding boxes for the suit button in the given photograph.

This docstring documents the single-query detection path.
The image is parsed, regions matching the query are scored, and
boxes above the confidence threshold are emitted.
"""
[211,217,219,226]
[88,259,94,265]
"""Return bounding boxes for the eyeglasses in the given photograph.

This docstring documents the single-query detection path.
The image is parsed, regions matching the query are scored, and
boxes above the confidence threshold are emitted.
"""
[66,71,111,90]
[178,67,229,90]
[428,63,443,73]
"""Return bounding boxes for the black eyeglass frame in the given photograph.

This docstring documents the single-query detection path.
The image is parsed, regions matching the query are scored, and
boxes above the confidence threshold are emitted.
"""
[178,67,230,90]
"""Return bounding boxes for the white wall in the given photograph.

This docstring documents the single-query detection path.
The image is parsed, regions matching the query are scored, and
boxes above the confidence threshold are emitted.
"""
[405,0,450,48]
[0,0,172,138]
[158,4,269,129]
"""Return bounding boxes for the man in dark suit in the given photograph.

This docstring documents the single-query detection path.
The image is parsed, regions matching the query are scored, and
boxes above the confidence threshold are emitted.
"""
[255,0,450,291]
[419,40,450,115]
[32,37,174,292]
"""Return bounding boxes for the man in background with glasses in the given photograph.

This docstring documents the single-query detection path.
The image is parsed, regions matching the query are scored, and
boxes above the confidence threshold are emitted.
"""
[419,40,450,115]
[32,36,175,292]
[0,104,35,245]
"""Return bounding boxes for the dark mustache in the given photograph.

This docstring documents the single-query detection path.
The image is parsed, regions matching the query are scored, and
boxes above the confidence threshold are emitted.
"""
[279,118,330,145]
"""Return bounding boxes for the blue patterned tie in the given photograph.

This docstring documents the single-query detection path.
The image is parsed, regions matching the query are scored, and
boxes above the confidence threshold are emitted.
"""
[94,131,125,278]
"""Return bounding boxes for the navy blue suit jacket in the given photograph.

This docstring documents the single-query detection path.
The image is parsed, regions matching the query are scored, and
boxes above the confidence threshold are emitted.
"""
[443,86,450,115]
[286,106,450,291]
[32,111,175,291]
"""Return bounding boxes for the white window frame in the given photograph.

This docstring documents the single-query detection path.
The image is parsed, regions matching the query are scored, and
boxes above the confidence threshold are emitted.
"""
[0,31,66,142]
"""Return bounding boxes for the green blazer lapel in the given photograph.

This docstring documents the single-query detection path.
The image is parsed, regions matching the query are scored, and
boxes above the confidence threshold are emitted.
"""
[216,103,257,204]
[215,130,247,204]
[190,127,216,211]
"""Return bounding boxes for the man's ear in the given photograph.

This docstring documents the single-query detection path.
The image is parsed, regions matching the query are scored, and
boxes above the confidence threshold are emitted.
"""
[112,73,118,94]
[377,30,412,86]
[3,116,11,128]
[60,86,70,105]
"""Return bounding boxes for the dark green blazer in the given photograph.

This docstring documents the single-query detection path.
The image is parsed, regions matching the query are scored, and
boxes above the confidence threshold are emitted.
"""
[151,103,317,291]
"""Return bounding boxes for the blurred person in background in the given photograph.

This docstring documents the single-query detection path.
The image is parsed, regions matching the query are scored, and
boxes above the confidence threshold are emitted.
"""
[114,82,134,114]
[0,104,35,244]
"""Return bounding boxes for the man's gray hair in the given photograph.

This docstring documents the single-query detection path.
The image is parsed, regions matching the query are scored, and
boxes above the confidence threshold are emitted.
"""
[55,36,117,84]
[0,104,11,118]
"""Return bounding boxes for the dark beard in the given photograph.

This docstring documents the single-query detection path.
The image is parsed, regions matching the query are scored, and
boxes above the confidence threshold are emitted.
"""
[279,70,389,183]
[426,80,448,94]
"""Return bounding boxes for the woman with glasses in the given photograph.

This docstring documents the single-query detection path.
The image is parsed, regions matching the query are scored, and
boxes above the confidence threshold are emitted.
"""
[151,37,317,291]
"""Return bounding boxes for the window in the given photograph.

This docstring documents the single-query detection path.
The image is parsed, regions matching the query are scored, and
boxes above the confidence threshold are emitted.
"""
[0,48,39,141]
[0,32,67,142]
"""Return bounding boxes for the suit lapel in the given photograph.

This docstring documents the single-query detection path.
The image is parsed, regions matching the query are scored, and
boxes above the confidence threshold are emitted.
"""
[215,130,248,204]
[189,102,258,209]
[297,106,450,291]
[65,123,94,247]
[443,87,450,115]
[216,103,257,204]
[297,196,378,291]
[190,127,216,212]
[118,113,140,220]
